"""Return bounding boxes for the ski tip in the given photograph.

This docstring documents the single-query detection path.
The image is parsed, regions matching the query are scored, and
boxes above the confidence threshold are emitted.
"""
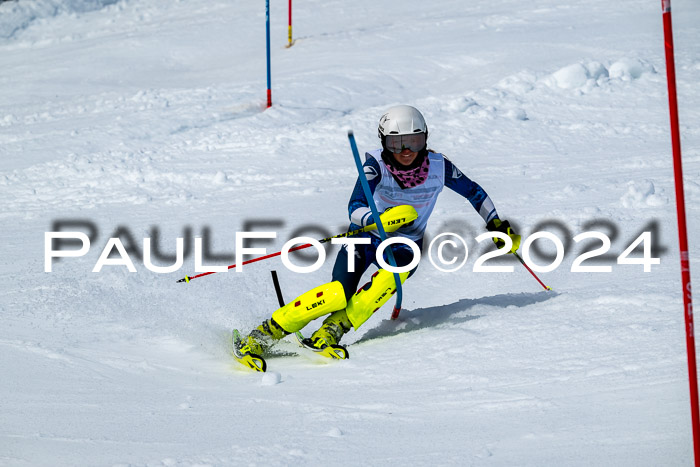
[234,354,267,372]
[329,345,349,360]
[247,356,267,372]
[297,335,349,360]
[347,129,354,137]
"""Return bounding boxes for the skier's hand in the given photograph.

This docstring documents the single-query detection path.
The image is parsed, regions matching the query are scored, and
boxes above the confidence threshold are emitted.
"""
[486,218,521,254]
[365,205,418,233]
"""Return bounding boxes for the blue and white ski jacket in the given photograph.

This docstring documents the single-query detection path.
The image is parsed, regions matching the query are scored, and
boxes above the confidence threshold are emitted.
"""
[349,149,498,243]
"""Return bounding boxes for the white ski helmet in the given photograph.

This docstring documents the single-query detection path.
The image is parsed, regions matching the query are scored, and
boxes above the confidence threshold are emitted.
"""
[377,105,428,143]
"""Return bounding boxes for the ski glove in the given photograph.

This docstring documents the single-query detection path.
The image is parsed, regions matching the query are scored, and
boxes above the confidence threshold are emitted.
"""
[486,218,521,254]
[365,205,418,233]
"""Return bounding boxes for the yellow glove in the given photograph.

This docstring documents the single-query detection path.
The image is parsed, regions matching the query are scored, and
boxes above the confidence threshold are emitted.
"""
[486,218,521,254]
[365,205,418,233]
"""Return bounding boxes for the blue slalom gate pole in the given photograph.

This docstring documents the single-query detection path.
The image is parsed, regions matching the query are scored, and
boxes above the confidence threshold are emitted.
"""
[265,0,272,108]
[347,130,403,319]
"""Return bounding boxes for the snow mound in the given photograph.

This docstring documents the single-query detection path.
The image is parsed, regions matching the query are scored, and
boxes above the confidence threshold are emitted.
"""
[261,371,282,386]
[551,63,597,89]
[544,58,655,92]
[608,57,656,80]
[547,62,609,90]
[620,180,668,208]
[0,0,120,39]
[327,427,344,438]
[445,97,479,113]
[444,96,528,121]
[497,71,537,94]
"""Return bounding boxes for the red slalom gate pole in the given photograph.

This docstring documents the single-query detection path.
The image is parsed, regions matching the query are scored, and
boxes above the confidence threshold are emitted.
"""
[661,1,699,463]
[265,0,272,108]
[287,0,293,48]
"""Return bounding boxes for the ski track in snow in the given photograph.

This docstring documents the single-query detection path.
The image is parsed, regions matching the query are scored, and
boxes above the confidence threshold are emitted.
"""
[1,0,700,465]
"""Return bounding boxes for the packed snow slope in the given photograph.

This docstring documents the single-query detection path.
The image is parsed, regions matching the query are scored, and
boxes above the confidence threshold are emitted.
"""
[2,0,700,465]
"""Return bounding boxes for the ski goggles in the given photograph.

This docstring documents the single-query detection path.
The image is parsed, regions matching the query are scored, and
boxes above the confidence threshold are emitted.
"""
[384,133,426,153]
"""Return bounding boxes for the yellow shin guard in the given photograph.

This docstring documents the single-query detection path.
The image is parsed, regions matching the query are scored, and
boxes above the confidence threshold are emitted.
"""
[346,269,409,329]
[271,281,348,333]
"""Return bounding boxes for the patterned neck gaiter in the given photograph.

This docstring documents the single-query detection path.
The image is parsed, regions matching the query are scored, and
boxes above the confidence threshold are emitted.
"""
[384,151,430,189]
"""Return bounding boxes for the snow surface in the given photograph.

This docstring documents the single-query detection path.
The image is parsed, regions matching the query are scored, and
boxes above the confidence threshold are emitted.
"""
[1,0,700,465]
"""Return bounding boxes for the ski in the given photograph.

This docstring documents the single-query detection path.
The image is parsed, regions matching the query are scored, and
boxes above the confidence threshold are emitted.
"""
[294,331,349,360]
[231,329,267,372]
[230,329,348,373]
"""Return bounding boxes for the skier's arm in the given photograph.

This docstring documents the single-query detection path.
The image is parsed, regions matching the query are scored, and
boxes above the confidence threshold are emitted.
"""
[444,157,498,224]
[444,157,521,253]
[348,156,382,227]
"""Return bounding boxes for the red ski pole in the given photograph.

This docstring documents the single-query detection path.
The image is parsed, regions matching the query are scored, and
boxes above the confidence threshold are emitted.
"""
[661,1,699,463]
[177,243,310,283]
[176,220,408,283]
[514,251,552,291]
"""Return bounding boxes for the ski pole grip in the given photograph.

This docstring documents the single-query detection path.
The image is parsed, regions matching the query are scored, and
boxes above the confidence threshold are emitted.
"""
[364,205,418,233]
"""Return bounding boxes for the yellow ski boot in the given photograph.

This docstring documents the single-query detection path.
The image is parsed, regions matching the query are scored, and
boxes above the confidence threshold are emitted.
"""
[232,318,289,372]
[298,310,351,360]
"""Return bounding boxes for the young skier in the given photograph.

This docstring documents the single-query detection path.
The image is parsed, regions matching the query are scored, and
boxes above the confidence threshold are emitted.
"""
[233,105,520,370]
